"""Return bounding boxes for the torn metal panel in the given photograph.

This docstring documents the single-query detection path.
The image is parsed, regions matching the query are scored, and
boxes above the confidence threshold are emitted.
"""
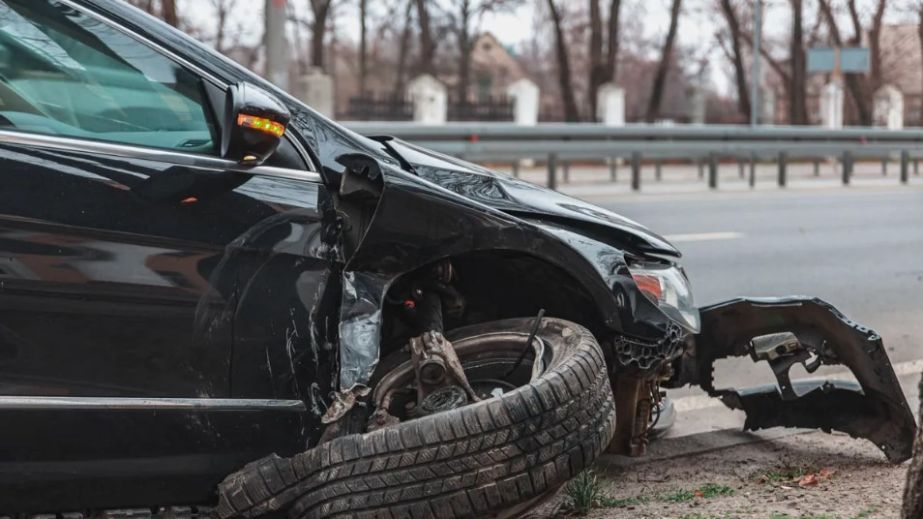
[337,270,391,392]
[680,297,916,463]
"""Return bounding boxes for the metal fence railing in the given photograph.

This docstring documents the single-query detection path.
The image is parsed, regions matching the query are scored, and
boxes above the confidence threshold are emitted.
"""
[346,122,923,190]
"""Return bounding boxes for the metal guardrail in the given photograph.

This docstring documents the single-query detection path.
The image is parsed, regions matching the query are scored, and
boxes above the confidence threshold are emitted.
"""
[345,122,923,190]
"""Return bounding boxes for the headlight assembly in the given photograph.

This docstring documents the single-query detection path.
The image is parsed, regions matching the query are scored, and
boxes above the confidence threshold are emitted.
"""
[628,263,700,333]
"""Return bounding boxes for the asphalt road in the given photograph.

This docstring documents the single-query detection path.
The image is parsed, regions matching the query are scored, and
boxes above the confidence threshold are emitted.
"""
[595,186,923,394]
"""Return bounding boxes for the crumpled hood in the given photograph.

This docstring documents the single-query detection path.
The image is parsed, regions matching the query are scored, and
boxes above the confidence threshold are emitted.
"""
[383,138,680,257]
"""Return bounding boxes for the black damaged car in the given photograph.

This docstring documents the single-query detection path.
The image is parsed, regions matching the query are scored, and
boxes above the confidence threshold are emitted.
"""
[0,1,915,518]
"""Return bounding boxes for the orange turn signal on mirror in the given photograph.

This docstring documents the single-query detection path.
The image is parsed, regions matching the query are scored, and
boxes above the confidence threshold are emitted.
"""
[237,114,286,137]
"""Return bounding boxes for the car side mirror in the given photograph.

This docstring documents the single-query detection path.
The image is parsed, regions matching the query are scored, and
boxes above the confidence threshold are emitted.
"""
[221,82,290,166]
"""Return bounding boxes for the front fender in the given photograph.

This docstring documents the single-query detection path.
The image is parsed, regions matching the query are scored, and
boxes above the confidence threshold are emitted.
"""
[674,297,916,463]
[335,166,678,394]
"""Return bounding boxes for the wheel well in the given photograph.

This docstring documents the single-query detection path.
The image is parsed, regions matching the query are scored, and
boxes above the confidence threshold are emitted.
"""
[379,250,612,359]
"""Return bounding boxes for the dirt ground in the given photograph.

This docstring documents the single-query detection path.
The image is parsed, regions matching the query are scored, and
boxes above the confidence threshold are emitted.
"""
[574,431,907,519]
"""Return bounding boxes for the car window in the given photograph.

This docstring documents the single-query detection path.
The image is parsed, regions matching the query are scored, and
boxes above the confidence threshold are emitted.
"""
[0,0,216,154]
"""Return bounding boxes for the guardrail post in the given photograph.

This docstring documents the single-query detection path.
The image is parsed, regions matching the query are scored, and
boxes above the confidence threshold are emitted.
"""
[655,160,662,181]
[708,153,718,189]
[563,161,570,183]
[749,154,756,188]
[813,159,820,177]
[547,153,557,191]
[842,151,852,185]
[512,161,520,178]
[881,158,888,176]
[609,158,617,182]
[631,152,641,191]
[778,152,787,187]
[901,151,910,184]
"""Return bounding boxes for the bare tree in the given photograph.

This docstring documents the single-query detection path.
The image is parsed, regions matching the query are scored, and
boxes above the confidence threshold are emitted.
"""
[359,0,369,93]
[919,4,923,123]
[547,0,581,121]
[124,0,177,26]
[395,0,415,93]
[903,12,923,516]
[414,0,436,75]
[125,0,156,14]
[588,0,622,119]
[818,0,888,125]
[646,0,682,122]
[161,0,179,27]
[717,0,750,119]
[310,0,334,70]
[790,0,807,125]
[904,377,923,518]
[210,0,240,54]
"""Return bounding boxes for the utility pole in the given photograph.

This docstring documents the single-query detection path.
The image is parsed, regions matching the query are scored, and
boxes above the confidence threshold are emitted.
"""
[264,0,289,90]
[750,0,761,126]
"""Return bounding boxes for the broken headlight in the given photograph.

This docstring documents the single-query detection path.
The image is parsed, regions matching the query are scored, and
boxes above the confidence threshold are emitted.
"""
[629,263,700,333]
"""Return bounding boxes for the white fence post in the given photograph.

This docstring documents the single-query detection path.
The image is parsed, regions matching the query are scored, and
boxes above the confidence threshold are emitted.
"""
[821,82,844,129]
[295,68,334,117]
[407,74,447,125]
[506,78,540,126]
[874,85,904,130]
[596,83,625,126]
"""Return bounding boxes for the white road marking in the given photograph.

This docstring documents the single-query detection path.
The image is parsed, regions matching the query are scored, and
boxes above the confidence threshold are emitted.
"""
[672,358,923,413]
[664,231,745,242]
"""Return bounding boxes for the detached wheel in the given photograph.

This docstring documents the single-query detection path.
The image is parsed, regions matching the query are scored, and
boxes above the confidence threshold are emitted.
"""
[217,318,616,519]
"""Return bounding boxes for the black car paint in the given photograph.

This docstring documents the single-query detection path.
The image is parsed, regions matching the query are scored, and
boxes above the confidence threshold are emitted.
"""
[0,0,914,513]
[0,0,681,510]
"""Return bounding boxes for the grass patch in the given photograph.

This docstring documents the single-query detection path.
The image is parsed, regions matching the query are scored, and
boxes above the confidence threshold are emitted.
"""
[564,470,603,515]
[758,464,819,483]
[698,483,735,498]
[597,494,651,508]
[769,512,876,519]
[661,488,697,503]
[567,472,736,512]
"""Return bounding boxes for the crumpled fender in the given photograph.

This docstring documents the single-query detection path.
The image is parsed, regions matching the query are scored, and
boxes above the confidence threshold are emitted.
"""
[674,297,916,463]
[335,165,678,395]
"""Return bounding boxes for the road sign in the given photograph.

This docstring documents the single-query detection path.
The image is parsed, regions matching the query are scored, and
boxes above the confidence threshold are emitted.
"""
[840,48,870,73]
[808,47,870,73]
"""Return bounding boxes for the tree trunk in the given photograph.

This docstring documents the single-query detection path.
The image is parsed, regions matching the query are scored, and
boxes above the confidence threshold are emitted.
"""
[457,0,472,105]
[605,0,622,82]
[719,0,750,119]
[902,376,923,518]
[789,0,807,125]
[919,6,923,123]
[588,0,604,120]
[161,0,179,27]
[867,0,887,92]
[414,0,436,75]
[646,0,681,122]
[547,0,580,122]
[359,0,368,93]
[818,0,870,125]
[310,0,332,71]
[394,0,413,94]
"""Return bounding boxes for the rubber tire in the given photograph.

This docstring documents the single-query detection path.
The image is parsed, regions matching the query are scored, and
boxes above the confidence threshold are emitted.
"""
[216,318,616,519]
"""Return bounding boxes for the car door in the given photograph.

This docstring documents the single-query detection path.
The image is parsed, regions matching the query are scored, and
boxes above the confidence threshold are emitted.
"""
[0,0,335,511]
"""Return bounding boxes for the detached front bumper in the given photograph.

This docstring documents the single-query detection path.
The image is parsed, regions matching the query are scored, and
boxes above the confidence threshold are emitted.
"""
[670,297,917,463]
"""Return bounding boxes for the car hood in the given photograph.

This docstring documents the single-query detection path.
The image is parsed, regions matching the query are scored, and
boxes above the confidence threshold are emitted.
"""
[382,138,680,257]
